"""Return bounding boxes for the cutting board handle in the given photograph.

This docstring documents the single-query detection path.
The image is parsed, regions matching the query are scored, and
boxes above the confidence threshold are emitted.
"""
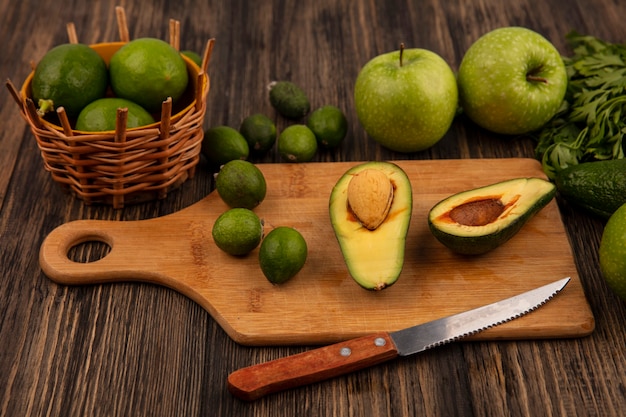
[39,219,165,285]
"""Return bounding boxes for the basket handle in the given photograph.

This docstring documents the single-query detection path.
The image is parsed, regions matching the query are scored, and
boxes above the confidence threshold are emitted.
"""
[116,6,130,42]
[66,23,78,43]
[5,79,23,108]
[201,38,215,74]
[4,79,42,128]
[169,19,180,50]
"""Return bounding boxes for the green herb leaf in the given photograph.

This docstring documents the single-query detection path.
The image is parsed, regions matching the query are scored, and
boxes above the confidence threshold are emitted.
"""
[534,32,626,179]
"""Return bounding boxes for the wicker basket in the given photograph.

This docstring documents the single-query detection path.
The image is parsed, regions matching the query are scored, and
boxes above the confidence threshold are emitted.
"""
[6,6,214,209]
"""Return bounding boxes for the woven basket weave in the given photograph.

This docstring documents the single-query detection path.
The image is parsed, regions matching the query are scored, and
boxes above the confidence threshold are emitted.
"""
[6,6,214,209]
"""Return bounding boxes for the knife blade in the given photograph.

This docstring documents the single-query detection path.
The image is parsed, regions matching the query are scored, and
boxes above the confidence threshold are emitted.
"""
[227,277,570,401]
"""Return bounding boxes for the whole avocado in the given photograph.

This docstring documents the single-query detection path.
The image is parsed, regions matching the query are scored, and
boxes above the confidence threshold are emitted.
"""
[554,159,626,219]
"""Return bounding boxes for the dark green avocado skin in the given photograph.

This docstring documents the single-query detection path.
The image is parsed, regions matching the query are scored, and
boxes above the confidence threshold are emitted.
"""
[555,159,626,220]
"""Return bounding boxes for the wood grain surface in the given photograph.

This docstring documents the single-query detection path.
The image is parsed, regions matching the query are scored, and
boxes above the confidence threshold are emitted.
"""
[39,159,594,345]
[1,0,625,416]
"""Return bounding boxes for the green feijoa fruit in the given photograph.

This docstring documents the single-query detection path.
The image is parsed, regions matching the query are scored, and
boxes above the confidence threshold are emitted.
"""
[202,126,250,167]
[277,124,318,163]
[240,113,277,153]
[32,43,108,118]
[212,208,264,256]
[75,98,155,132]
[307,105,348,148]
[259,227,308,284]
[215,159,267,209]
[268,81,310,119]
[109,38,188,113]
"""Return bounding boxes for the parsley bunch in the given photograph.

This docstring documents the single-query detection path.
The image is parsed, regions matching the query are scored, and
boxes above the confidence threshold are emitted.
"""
[534,32,626,179]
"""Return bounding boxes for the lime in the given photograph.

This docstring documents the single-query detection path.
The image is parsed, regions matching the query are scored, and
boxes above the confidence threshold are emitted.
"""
[268,81,310,119]
[215,160,266,209]
[259,227,308,284]
[277,125,318,162]
[109,37,189,112]
[75,98,155,132]
[599,203,626,302]
[307,105,348,148]
[181,50,202,67]
[202,126,250,167]
[32,43,108,118]
[212,208,264,256]
[240,114,277,154]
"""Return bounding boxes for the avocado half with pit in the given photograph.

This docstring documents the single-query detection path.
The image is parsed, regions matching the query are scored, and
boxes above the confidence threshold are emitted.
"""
[428,177,556,255]
[329,161,412,290]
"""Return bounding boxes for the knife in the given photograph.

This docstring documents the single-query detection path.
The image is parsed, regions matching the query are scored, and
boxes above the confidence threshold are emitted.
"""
[227,277,570,401]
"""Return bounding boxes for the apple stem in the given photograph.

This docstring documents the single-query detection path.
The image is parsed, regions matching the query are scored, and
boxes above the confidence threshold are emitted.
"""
[527,66,549,84]
[527,75,549,84]
[399,43,405,67]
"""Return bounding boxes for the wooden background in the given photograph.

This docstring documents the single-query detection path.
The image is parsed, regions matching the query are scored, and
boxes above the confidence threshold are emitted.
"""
[1,0,625,416]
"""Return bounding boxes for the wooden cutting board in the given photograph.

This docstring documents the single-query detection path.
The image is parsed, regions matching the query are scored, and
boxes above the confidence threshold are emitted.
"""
[39,158,595,346]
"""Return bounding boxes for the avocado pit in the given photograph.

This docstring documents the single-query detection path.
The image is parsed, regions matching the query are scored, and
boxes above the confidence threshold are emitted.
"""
[449,198,505,226]
[347,169,394,230]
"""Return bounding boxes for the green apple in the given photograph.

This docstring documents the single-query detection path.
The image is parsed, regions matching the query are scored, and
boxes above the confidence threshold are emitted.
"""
[354,45,458,153]
[599,203,626,302]
[457,27,567,135]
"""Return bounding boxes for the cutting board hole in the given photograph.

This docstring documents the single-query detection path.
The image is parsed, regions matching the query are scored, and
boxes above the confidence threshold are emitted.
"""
[67,240,112,263]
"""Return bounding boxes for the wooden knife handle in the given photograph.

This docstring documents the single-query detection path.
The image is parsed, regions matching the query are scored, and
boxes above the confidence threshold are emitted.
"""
[227,332,399,401]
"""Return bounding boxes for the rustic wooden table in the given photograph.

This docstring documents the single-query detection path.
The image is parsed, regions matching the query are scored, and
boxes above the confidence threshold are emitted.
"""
[1,0,625,416]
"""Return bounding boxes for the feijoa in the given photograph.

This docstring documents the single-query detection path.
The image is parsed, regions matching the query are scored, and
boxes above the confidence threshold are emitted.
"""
[109,37,188,112]
[202,126,250,167]
[212,208,264,256]
[307,105,348,148]
[215,159,267,209]
[32,43,108,118]
[75,98,155,132]
[268,81,310,119]
[240,113,277,153]
[259,227,308,284]
[277,124,318,163]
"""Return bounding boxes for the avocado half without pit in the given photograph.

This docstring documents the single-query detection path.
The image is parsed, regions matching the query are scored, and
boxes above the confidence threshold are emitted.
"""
[428,177,556,255]
[329,161,413,291]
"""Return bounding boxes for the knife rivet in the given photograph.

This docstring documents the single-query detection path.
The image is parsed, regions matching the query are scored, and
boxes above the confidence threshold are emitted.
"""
[340,347,351,357]
[374,337,386,347]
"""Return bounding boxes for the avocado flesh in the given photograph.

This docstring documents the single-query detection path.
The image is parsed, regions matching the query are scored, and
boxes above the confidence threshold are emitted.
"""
[428,177,556,255]
[329,161,412,290]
